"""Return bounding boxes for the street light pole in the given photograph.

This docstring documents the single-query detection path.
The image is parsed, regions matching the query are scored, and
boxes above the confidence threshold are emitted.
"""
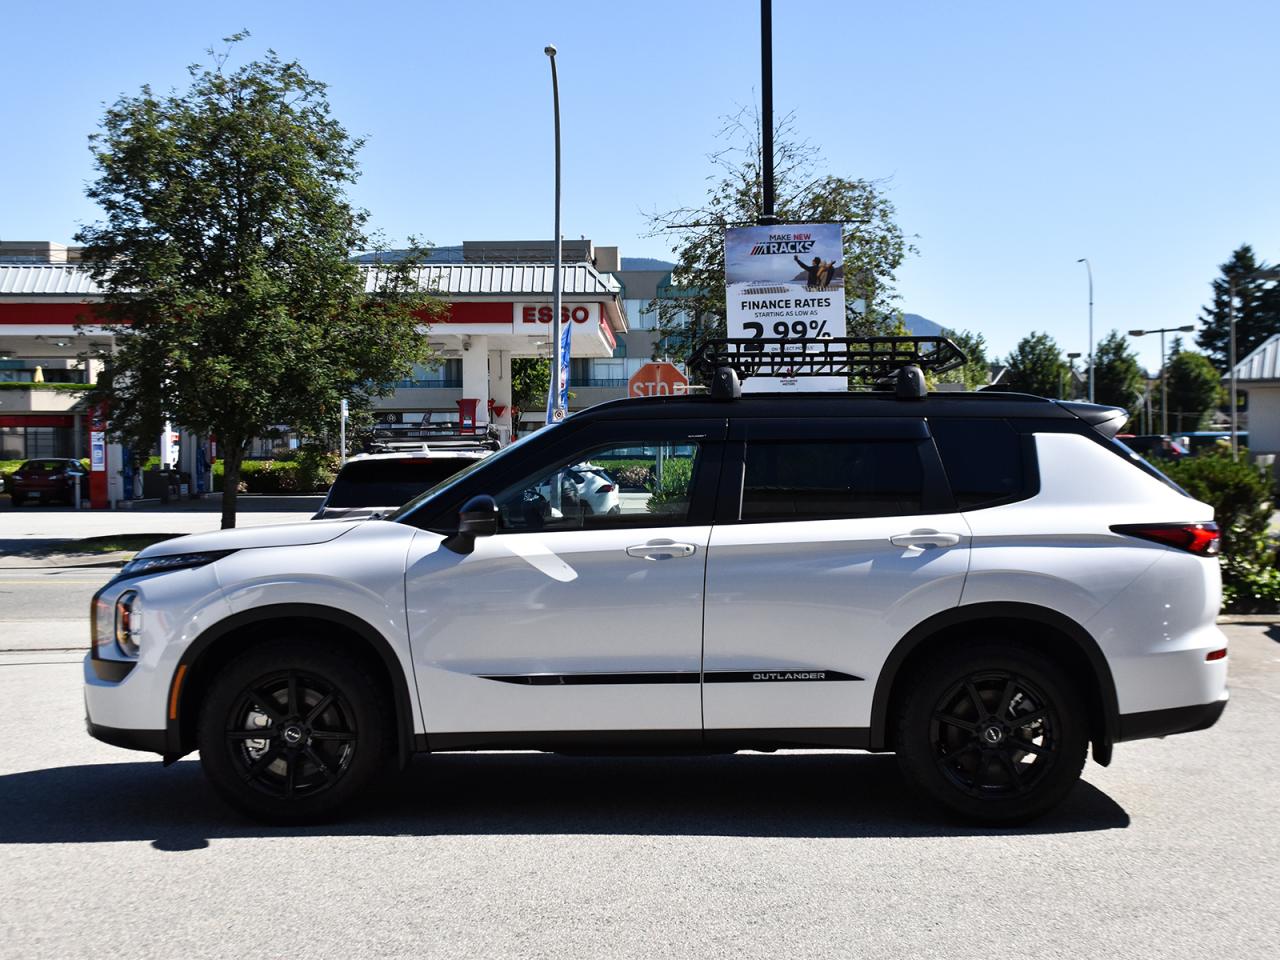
[1076,258,1094,402]
[545,44,564,424]
[1128,325,1194,437]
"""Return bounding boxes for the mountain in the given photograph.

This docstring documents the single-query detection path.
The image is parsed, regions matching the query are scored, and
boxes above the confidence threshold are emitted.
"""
[902,313,945,337]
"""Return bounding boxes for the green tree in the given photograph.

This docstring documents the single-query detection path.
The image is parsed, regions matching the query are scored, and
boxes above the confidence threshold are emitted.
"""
[937,328,990,389]
[1002,332,1066,397]
[511,357,551,430]
[1091,330,1144,412]
[76,36,442,527]
[1196,244,1280,370]
[1164,349,1222,432]
[646,109,915,375]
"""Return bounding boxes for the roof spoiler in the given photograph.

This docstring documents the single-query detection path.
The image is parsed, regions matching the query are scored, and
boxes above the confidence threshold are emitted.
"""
[1057,400,1128,438]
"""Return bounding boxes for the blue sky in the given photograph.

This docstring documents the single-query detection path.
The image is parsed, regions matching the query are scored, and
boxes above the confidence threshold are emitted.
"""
[3,0,1277,371]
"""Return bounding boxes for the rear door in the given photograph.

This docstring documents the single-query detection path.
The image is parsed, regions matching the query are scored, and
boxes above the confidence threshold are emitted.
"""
[701,417,971,738]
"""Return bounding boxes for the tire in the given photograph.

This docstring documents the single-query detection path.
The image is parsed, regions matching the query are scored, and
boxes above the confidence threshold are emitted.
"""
[196,638,393,823]
[10,495,23,507]
[893,644,1088,824]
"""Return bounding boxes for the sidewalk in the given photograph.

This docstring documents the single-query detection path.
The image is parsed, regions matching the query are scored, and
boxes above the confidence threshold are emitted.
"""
[0,495,322,566]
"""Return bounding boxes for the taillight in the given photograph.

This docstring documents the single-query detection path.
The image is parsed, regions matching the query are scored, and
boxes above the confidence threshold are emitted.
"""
[597,484,615,493]
[1110,522,1220,556]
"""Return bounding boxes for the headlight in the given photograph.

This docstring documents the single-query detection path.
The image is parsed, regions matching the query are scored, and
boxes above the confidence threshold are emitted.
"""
[114,590,141,657]
[119,550,234,579]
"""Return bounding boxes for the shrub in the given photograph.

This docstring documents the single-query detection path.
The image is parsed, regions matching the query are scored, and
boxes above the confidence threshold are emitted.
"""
[1163,449,1278,610]
[211,455,336,494]
[1162,449,1273,562]
[646,457,695,515]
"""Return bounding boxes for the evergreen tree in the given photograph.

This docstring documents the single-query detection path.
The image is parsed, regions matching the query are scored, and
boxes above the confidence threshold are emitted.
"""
[1164,350,1222,432]
[1002,332,1066,398]
[1196,245,1280,370]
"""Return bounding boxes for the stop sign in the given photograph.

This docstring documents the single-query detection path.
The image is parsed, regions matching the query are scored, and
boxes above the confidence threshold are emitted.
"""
[629,362,689,398]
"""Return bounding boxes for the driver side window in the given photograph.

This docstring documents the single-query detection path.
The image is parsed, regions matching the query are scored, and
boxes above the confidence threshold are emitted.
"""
[495,441,702,532]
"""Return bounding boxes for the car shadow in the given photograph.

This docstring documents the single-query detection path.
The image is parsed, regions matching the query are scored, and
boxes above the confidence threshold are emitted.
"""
[0,752,1129,849]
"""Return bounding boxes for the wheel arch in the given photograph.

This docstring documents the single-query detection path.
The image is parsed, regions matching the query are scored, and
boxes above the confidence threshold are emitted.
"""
[165,603,416,768]
[870,602,1119,764]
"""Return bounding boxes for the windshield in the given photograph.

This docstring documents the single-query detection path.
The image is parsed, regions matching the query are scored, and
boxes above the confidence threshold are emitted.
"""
[387,428,549,523]
[327,458,482,509]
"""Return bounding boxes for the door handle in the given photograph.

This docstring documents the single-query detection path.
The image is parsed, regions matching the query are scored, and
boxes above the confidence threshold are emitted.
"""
[626,540,697,560]
[889,531,961,549]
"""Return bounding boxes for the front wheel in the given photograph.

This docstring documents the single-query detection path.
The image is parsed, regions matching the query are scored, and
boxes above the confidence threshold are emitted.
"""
[196,639,393,823]
[894,645,1088,824]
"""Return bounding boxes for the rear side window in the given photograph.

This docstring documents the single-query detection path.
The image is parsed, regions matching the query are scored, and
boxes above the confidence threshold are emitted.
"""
[741,440,924,521]
[930,419,1027,509]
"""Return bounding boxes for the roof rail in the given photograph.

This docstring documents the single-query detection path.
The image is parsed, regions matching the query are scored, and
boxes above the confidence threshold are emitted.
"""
[688,336,968,399]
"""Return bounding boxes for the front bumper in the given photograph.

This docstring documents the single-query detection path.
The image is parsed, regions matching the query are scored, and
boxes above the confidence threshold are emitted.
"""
[1116,694,1228,742]
[85,718,167,754]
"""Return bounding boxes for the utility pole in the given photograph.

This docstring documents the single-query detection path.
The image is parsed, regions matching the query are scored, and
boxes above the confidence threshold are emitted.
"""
[545,44,565,424]
[759,0,776,225]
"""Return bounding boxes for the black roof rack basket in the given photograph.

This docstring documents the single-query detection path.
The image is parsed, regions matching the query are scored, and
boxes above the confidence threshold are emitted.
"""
[688,335,968,399]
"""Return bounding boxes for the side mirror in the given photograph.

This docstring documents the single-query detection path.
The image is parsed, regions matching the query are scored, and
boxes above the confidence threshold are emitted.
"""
[444,495,499,554]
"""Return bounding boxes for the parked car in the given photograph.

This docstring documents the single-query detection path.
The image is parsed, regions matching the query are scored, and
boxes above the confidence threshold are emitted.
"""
[8,458,88,506]
[1178,431,1245,456]
[312,445,493,521]
[1117,434,1188,460]
[533,462,621,518]
[85,343,1226,825]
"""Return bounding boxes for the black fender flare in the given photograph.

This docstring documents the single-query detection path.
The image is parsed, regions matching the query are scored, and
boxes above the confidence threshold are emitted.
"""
[867,602,1119,760]
[166,602,417,767]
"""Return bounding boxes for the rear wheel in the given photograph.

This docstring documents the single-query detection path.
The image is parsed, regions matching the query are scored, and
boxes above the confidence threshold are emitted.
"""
[10,494,24,507]
[894,645,1088,824]
[196,639,392,823]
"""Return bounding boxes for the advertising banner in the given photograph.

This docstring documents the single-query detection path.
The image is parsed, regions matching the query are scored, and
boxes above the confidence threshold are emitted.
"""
[545,319,571,423]
[725,223,846,391]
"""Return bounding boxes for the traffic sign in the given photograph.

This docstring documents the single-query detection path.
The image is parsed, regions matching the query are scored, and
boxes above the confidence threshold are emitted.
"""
[628,362,689,398]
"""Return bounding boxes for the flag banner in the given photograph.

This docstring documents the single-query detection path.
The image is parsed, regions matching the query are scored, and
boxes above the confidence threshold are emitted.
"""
[725,223,847,392]
[546,317,572,423]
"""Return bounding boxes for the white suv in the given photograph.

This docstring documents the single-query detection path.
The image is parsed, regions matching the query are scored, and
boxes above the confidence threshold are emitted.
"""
[84,349,1227,824]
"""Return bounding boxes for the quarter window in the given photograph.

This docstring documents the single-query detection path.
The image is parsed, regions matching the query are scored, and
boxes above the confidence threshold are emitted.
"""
[740,440,925,521]
[496,441,702,531]
[929,419,1026,509]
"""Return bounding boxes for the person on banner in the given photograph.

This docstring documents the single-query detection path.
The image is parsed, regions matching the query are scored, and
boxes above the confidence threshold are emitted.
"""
[794,255,838,290]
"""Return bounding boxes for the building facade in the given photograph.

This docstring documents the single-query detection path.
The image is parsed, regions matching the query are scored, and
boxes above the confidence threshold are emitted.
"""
[0,239,682,502]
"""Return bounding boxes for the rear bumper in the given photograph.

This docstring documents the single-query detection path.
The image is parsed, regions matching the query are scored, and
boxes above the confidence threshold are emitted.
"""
[1116,695,1227,742]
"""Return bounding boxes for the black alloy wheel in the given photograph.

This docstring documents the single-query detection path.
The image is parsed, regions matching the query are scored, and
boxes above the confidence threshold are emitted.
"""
[197,639,392,822]
[225,670,358,801]
[930,670,1057,799]
[894,645,1088,824]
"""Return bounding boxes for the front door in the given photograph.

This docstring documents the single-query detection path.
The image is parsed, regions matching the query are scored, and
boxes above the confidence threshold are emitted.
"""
[405,420,725,742]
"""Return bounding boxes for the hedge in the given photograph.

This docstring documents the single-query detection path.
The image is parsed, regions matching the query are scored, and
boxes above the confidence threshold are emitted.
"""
[212,452,338,494]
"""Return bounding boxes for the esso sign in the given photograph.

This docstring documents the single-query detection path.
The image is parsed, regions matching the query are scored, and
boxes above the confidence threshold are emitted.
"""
[516,303,598,325]
[629,362,689,398]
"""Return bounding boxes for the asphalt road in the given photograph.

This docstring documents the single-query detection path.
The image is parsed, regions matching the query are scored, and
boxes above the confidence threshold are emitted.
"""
[0,612,1276,959]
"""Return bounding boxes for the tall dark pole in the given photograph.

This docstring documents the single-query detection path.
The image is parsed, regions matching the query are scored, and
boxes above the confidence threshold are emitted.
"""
[760,0,776,225]
[545,45,564,422]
